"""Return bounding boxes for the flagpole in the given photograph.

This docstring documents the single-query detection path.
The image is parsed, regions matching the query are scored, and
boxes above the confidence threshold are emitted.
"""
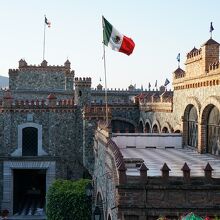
[43,15,46,60]
[103,41,109,125]
[102,17,108,125]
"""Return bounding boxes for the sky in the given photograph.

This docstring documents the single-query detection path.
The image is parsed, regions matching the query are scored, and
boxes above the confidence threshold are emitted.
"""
[0,0,220,90]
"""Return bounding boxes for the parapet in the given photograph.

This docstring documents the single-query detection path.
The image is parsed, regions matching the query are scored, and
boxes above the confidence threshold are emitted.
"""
[0,92,75,112]
[9,59,73,74]
[185,47,202,65]
[74,77,92,87]
[117,161,217,185]
[137,91,173,112]
[186,47,202,59]
[8,69,19,75]
[209,61,219,72]
[173,67,185,79]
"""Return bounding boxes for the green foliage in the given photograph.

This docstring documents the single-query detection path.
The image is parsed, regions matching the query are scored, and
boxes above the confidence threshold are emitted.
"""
[46,179,92,220]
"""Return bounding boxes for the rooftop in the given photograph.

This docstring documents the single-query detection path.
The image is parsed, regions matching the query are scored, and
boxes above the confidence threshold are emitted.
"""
[112,133,220,178]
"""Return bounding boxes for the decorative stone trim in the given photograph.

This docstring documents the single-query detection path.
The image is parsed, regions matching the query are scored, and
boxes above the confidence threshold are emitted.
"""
[174,79,220,90]
[11,122,47,157]
[1,160,56,215]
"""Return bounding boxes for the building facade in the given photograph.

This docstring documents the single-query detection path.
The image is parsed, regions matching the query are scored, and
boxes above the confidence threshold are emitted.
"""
[0,36,220,219]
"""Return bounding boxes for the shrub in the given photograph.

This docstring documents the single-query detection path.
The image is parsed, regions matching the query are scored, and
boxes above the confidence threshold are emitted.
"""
[46,179,92,220]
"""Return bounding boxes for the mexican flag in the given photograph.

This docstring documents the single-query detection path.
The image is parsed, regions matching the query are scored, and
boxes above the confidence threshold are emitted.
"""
[102,16,135,56]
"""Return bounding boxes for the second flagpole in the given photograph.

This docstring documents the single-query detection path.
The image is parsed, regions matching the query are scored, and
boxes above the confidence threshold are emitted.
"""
[43,15,46,60]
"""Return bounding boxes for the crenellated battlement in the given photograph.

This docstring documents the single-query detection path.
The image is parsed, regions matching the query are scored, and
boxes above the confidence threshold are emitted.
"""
[137,91,173,112]
[117,161,218,185]
[209,61,220,71]
[8,69,19,75]
[9,59,72,75]
[185,47,202,66]
[186,47,202,59]
[74,77,91,85]
[0,92,75,112]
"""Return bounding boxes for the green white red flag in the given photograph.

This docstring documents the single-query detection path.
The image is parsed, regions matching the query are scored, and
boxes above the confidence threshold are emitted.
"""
[102,16,135,56]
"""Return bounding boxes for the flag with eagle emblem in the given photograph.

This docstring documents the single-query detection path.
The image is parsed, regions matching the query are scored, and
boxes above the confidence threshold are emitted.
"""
[102,16,135,56]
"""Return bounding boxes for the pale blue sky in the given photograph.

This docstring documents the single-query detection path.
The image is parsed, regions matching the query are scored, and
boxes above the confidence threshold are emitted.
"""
[0,0,220,89]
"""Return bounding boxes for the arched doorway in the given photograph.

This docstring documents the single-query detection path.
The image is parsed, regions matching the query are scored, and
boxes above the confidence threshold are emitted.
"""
[108,214,112,220]
[96,192,104,220]
[152,124,159,133]
[207,106,220,155]
[162,127,169,133]
[187,106,198,148]
[138,121,144,133]
[111,120,135,133]
[145,122,151,133]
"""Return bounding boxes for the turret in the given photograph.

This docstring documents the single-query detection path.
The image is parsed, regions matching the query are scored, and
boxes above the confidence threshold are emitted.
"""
[185,38,220,77]
[64,59,74,91]
[201,38,219,72]
[74,77,92,106]
[18,59,27,68]
[41,60,48,67]
[64,59,71,69]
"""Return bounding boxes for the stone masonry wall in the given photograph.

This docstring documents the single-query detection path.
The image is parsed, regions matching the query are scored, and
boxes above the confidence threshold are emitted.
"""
[94,134,118,220]
[0,108,84,179]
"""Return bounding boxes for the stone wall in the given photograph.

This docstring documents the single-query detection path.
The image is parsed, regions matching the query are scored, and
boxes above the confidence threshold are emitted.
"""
[0,106,84,179]
[117,176,220,219]
[93,129,118,220]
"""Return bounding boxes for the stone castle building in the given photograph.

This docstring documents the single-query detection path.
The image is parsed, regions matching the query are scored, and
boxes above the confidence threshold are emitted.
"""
[0,58,140,218]
[0,36,220,219]
[93,37,220,220]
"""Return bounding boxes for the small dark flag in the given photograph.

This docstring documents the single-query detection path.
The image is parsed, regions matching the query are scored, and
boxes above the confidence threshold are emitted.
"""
[155,80,157,88]
[177,53,180,62]
[45,16,51,28]
[164,78,170,87]
[148,82,151,90]
[210,22,214,33]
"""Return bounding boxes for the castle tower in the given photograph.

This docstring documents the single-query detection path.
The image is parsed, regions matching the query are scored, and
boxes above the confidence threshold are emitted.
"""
[185,38,219,77]
[74,77,92,106]
[201,38,219,72]
[64,60,75,91]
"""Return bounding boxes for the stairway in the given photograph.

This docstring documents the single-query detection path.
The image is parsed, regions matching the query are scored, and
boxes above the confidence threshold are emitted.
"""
[9,195,46,220]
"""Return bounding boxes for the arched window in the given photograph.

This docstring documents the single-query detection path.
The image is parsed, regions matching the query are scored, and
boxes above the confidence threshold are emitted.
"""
[22,127,38,156]
[207,106,220,155]
[162,127,169,133]
[138,121,144,133]
[152,124,159,133]
[145,122,151,133]
[188,106,198,148]
[96,193,104,220]
[111,120,135,133]
[11,122,47,157]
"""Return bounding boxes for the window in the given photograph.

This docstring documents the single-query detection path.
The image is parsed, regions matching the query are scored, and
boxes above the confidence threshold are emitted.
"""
[188,106,198,147]
[22,127,38,156]
[207,106,220,155]
[11,122,47,157]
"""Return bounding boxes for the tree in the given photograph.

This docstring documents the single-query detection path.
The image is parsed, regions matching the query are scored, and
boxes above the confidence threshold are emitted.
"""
[46,179,92,220]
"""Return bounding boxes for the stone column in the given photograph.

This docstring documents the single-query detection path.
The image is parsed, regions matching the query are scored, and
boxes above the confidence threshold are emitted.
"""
[199,122,206,153]
[181,116,187,147]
